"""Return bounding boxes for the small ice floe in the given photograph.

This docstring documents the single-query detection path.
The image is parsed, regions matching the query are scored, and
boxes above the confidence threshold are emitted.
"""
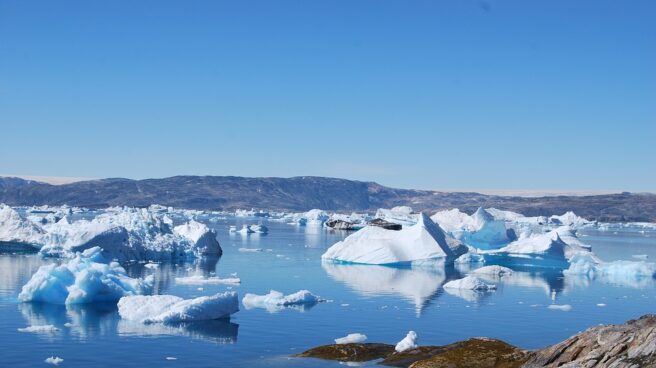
[470,265,513,277]
[118,292,239,323]
[395,331,418,352]
[632,254,649,260]
[64,322,74,328]
[242,290,323,312]
[443,276,496,291]
[144,262,159,269]
[547,304,572,312]
[165,357,177,361]
[45,356,64,365]
[334,333,367,344]
[175,276,241,285]
[238,248,263,253]
[17,325,59,333]
[597,303,607,307]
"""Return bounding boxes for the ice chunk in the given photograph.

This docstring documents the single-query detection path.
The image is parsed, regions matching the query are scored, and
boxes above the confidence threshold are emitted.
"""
[470,265,513,277]
[17,324,59,333]
[175,276,241,285]
[432,208,515,247]
[19,247,153,304]
[322,213,465,266]
[375,206,417,226]
[335,333,367,344]
[547,304,572,311]
[454,250,486,264]
[242,290,322,312]
[395,331,418,352]
[443,276,496,291]
[173,220,222,256]
[549,211,590,227]
[0,204,45,251]
[118,292,239,323]
[45,356,64,365]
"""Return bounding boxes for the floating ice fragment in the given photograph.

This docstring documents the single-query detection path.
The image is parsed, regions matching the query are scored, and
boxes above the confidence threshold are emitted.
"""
[45,357,64,365]
[335,333,367,344]
[118,292,239,323]
[17,325,59,333]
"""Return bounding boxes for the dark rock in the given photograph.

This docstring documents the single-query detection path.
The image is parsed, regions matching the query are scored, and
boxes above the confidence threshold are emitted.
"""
[295,343,395,362]
[369,218,403,230]
[524,314,656,367]
[325,219,357,230]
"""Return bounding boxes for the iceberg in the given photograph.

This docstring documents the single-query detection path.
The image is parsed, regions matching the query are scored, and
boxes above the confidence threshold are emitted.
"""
[117,291,239,323]
[335,333,367,344]
[482,227,596,267]
[19,247,153,304]
[470,265,513,277]
[443,276,496,291]
[173,220,222,256]
[37,207,221,261]
[0,204,45,251]
[17,324,59,333]
[564,256,656,288]
[242,290,322,312]
[432,208,515,248]
[322,213,466,266]
[395,331,418,352]
[45,357,64,366]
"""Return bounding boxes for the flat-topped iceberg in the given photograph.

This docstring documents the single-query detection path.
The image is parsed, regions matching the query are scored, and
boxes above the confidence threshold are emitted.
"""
[19,247,153,304]
[443,276,496,291]
[322,213,466,266]
[470,265,513,277]
[118,292,239,323]
[242,290,322,312]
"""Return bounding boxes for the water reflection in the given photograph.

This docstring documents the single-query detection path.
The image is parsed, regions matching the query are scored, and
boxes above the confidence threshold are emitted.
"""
[322,262,461,315]
[117,319,239,344]
[0,254,47,296]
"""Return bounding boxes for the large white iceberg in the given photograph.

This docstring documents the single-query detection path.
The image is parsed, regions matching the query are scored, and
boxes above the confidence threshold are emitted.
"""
[118,292,239,323]
[322,213,466,266]
[374,206,417,226]
[19,247,153,304]
[37,207,221,261]
[0,204,46,251]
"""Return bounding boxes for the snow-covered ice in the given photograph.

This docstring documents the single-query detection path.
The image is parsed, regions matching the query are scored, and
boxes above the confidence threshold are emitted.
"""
[19,247,153,304]
[395,331,418,352]
[564,256,656,287]
[470,265,513,277]
[45,356,64,365]
[322,213,466,266]
[0,204,45,251]
[334,333,367,344]
[17,324,59,333]
[118,292,239,323]
[242,290,322,312]
[547,304,572,311]
[443,276,496,291]
[173,220,222,256]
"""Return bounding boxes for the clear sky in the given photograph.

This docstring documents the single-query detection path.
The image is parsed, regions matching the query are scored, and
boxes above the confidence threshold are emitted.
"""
[1,0,654,191]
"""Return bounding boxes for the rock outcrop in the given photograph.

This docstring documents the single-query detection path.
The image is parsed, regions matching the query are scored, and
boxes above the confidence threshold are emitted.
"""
[296,315,656,368]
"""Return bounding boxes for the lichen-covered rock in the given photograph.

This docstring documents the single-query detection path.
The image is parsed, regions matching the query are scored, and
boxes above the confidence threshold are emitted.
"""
[523,314,656,368]
[295,343,395,362]
[405,338,528,368]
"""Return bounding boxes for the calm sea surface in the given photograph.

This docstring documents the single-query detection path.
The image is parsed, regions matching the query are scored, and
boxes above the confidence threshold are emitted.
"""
[1,215,655,367]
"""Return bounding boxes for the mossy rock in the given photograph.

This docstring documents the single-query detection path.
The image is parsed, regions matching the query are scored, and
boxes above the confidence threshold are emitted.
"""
[405,338,529,368]
[295,343,395,362]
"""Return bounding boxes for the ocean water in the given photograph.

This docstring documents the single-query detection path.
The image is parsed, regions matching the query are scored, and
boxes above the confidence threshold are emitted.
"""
[1,217,655,367]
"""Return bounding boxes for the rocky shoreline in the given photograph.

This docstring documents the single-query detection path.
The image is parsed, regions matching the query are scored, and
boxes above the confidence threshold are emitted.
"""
[296,315,656,367]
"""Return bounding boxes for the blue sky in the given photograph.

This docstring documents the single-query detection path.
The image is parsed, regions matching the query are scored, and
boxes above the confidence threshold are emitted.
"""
[1,0,654,191]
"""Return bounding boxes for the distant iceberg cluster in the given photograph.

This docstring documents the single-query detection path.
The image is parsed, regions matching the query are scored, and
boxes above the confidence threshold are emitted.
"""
[0,204,222,261]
